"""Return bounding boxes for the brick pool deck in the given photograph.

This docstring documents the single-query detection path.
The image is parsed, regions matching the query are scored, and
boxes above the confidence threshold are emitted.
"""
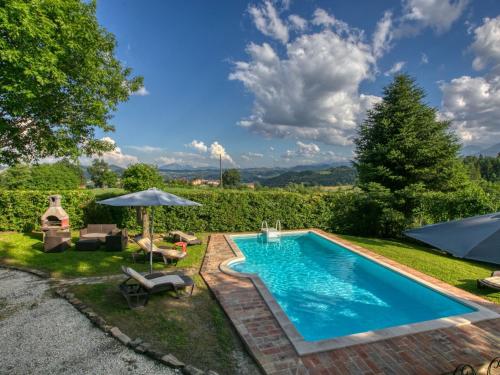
[200,231,500,375]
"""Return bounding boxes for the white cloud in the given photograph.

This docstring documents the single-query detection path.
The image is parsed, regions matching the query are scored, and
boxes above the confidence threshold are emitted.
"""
[85,137,139,167]
[373,11,393,58]
[248,1,289,44]
[281,141,321,159]
[230,22,379,145]
[311,8,361,38]
[400,0,469,34]
[288,14,307,31]
[132,86,149,96]
[187,140,208,153]
[126,145,164,153]
[440,17,500,145]
[421,52,429,64]
[296,141,320,156]
[471,16,500,72]
[384,61,406,76]
[155,156,179,165]
[440,76,500,144]
[241,152,265,161]
[209,141,234,163]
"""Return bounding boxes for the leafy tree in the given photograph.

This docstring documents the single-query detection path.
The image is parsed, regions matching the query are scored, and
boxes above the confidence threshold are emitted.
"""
[355,74,467,193]
[87,159,118,188]
[0,0,142,165]
[122,164,164,192]
[0,161,83,190]
[463,155,500,182]
[222,169,241,187]
[122,163,164,236]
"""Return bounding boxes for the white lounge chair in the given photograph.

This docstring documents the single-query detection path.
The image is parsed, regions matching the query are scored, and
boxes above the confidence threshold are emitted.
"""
[133,236,187,265]
[477,271,500,291]
[168,230,202,245]
[119,266,194,308]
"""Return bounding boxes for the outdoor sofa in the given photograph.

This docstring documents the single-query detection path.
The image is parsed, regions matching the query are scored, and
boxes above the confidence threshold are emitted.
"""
[168,230,202,245]
[79,224,128,251]
[477,271,500,291]
[133,236,187,265]
[119,266,194,308]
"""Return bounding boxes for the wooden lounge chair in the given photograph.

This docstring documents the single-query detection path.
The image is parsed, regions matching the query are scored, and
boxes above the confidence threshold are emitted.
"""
[477,271,500,290]
[168,230,202,245]
[133,236,187,265]
[119,266,194,308]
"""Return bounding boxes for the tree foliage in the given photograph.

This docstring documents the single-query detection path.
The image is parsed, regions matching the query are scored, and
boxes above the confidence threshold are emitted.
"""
[222,169,241,187]
[463,155,500,182]
[0,0,142,165]
[87,159,118,188]
[355,74,467,193]
[0,160,84,190]
[122,164,164,192]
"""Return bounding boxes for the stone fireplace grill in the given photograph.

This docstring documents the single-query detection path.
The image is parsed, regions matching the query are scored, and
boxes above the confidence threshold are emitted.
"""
[41,195,70,233]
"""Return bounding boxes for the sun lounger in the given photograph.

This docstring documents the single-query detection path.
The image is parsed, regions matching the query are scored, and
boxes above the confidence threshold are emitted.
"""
[168,230,202,245]
[133,236,187,265]
[477,271,500,290]
[119,266,194,308]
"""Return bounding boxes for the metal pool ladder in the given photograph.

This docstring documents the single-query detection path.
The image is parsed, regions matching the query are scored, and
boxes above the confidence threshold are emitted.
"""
[261,220,281,242]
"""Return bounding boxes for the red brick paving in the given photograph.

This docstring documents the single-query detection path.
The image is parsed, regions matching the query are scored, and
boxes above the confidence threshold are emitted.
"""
[200,231,500,375]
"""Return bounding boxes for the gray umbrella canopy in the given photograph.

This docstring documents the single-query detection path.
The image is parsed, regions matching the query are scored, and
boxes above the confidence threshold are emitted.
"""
[97,188,201,273]
[404,212,500,265]
[97,188,201,207]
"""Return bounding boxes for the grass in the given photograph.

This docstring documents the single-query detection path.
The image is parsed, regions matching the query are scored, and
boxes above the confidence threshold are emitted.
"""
[69,277,249,374]
[0,231,206,279]
[66,234,255,374]
[339,235,500,304]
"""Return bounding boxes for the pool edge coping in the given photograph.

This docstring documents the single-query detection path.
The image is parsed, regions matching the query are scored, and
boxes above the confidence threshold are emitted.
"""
[219,229,500,356]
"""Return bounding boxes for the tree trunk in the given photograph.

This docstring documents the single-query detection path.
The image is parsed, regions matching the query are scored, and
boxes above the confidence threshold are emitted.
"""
[136,207,149,237]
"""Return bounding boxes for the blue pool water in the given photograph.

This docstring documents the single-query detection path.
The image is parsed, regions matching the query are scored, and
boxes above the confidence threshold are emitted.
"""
[231,232,475,341]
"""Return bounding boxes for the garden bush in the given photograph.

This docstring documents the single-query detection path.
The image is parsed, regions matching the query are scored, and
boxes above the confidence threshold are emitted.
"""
[0,187,495,237]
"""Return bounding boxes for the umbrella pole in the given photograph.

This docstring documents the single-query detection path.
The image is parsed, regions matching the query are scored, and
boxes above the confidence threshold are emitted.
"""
[150,207,155,274]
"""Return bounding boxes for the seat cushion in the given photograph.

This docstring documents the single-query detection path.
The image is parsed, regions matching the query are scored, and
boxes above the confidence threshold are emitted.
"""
[483,276,500,287]
[161,249,187,259]
[150,275,185,287]
[82,233,107,239]
[125,267,154,289]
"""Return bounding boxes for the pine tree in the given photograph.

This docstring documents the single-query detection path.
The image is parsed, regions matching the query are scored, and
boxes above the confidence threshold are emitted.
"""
[354,74,467,192]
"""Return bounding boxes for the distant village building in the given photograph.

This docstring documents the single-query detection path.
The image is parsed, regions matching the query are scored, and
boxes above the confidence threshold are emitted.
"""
[191,178,220,187]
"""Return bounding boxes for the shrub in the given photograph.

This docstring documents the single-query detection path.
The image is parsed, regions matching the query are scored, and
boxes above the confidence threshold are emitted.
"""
[0,187,495,237]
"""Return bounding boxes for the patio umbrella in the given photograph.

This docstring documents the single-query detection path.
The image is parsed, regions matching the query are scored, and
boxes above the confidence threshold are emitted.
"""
[404,212,500,265]
[97,188,201,273]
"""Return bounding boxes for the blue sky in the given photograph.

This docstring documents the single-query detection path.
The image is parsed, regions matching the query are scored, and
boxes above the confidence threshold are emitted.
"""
[94,0,500,168]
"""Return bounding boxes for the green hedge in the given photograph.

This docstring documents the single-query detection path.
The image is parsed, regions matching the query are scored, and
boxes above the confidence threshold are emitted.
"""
[0,187,495,236]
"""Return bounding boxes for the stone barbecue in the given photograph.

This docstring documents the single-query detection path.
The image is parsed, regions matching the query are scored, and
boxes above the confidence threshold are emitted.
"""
[41,195,70,233]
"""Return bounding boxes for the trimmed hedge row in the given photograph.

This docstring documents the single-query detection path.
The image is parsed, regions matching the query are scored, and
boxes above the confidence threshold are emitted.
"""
[0,187,495,236]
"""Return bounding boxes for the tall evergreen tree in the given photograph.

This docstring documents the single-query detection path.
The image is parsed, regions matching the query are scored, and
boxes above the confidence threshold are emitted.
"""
[354,74,467,192]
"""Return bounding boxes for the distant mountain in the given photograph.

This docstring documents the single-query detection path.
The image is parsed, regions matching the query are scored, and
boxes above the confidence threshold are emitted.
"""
[259,166,357,187]
[461,143,500,157]
[158,163,216,171]
[477,143,500,157]
[288,161,350,172]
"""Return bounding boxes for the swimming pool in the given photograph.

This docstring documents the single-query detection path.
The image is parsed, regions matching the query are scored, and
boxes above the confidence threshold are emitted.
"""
[229,231,477,343]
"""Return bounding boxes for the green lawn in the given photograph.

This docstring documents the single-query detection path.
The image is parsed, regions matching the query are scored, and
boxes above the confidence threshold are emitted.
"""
[339,235,500,304]
[0,231,206,278]
[69,277,250,375]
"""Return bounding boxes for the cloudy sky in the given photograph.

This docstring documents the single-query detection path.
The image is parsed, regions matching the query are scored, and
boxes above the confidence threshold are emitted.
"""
[93,0,500,168]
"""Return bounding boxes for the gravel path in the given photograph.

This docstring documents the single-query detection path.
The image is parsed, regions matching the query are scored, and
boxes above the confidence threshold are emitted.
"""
[0,269,177,375]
